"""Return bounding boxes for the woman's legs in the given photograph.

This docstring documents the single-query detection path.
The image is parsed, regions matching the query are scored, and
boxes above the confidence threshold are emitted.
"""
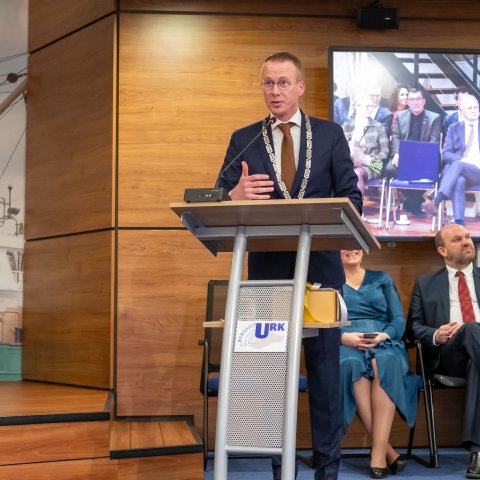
[353,358,398,468]
[370,358,397,467]
[354,166,368,195]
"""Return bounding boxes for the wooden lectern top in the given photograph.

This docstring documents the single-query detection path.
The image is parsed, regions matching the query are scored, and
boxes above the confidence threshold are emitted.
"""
[170,198,380,254]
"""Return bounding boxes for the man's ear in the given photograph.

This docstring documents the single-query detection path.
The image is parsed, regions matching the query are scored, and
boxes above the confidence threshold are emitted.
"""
[437,246,447,259]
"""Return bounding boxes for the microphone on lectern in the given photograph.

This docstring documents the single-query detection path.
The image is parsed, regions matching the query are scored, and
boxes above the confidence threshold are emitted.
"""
[184,116,276,202]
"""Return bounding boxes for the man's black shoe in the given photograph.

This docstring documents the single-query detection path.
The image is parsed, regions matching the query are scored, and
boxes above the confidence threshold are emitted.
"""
[467,452,480,479]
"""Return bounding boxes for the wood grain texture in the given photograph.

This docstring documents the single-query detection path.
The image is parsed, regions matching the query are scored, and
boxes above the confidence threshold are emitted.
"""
[118,12,480,227]
[26,16,116,239]
[160,421,196,446]
[0,382,109,417]
[22,232,114,388]
[110,421,132,451]
[119,0,480,20]
[0,454,203,480]
[29,0,116,52]
[116,230,237,416]
[130,422,164,449]
[0,421,109,466]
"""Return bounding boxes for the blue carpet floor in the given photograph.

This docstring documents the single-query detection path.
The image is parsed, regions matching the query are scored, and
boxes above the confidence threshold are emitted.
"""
[204,449,470,479]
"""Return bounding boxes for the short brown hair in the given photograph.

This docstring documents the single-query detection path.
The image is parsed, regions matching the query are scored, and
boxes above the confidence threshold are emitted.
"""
[264,52,304,80]
[435,230,444,249]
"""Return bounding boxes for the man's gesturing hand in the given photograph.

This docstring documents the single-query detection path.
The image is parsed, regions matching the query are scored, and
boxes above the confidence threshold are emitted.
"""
[229,161,274,200]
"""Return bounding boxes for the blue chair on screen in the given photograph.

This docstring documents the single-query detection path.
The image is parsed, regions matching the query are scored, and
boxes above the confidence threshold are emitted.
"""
[199,280,310,469]
[386,140,441,231]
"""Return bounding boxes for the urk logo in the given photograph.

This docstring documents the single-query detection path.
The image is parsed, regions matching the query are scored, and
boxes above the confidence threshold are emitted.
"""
[235,321,288,352]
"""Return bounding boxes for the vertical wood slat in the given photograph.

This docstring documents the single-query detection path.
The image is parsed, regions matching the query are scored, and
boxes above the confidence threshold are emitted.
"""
[28,0,116,52]
[22,231,114,388]
[26,15,116,239]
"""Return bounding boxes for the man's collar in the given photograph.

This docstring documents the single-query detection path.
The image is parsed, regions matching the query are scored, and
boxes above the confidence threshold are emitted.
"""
[446,262,474,276]
[271,109,302,128]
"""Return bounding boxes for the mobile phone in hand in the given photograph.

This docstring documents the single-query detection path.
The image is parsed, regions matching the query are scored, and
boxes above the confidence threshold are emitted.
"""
[363,333,378,338]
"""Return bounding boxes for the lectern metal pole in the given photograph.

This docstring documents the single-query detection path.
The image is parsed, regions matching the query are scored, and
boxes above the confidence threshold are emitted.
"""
[282,224,311,480]
[214,226,247,480]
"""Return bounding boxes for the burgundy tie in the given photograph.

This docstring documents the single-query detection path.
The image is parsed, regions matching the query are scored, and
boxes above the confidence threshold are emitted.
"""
[277,123,296,191]
[456,270,475,323]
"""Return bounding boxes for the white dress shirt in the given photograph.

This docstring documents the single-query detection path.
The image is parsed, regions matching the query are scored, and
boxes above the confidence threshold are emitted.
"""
[271,109,302,173]
[462,119,480,168]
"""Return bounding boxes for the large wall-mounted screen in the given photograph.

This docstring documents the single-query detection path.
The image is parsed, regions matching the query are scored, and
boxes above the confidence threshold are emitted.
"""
[329,47,480,238]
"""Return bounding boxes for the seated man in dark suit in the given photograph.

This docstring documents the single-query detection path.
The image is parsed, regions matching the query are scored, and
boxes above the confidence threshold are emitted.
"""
[423,95,480,225]
[386,88,441,216]
[442,86,471,145]
[407,223,480,479]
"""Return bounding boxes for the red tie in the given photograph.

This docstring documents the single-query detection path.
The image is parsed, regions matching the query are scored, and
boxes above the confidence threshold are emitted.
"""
[456,270,475,323]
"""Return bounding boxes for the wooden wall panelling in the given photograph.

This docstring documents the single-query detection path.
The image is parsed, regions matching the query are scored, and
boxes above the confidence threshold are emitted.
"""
[116,230,237,417]
[22,231,114,388]
[118,12,480,228]
[119,0,480,20]
[0,422,110,466]
[0,454,203,480]
[26,16,116,240]
[28,0,116,52]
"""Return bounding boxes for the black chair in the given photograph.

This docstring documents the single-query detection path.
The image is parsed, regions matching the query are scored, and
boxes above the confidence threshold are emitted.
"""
[406,339,466,468]
[199,279,310,469]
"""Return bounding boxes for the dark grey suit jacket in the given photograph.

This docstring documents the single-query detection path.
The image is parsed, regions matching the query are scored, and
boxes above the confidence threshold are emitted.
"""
[391,109,442,157]
[407,266,480,371]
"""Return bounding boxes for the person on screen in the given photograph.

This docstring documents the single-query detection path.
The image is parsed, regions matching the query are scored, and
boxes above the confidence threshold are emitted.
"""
[386,88,441,217]
[407,224,480,479]
[217,52,362,480]
[388,84,409,129]
[333,82,366,126]
[342,93,389,195]
[340,249,416,479]
[423,95,480,226]
[442,86,471,144]
[366,84,393,136]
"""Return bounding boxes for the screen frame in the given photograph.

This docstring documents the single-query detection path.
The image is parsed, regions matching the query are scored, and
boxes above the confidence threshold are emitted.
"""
[328,45,480,241]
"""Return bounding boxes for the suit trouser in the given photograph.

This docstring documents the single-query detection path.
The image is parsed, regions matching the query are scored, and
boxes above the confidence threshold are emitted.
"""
[249,252,342,480]
[438,162,480,222]
[438,322,480,447]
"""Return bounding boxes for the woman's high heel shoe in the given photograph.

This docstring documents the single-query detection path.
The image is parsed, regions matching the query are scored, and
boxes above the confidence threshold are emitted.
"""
[369,466,389,478]
[388,455,407,475]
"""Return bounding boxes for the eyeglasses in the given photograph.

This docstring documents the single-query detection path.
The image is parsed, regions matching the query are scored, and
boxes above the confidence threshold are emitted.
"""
[261,79,296,91]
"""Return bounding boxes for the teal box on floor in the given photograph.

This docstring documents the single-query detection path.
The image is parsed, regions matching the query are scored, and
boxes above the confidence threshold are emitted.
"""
[0,344,21,380]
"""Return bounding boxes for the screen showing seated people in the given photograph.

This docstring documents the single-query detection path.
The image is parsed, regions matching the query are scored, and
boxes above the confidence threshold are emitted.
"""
[329,47,480,239]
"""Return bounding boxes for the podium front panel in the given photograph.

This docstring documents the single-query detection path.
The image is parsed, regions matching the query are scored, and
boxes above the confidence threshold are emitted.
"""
[227,284,293,449]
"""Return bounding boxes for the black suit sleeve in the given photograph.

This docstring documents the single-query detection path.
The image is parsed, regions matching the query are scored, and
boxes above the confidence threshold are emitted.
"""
[407,277,437,348]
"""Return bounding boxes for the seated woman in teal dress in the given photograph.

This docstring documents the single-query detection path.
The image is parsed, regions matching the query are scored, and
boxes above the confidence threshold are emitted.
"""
[340,250,417,479]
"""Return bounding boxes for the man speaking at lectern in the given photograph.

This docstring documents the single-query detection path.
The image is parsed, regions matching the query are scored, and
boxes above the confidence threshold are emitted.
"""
[217,52,362,480]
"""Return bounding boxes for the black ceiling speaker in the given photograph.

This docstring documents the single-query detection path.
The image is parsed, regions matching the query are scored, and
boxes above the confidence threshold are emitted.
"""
[358,2,399,29]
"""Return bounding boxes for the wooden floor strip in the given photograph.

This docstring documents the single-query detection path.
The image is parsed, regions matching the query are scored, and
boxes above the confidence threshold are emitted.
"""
[110,418,202,459]
[0,381,109,419]
[131,421,164,449]
[110,420,131,451]
[160,421,196,446]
